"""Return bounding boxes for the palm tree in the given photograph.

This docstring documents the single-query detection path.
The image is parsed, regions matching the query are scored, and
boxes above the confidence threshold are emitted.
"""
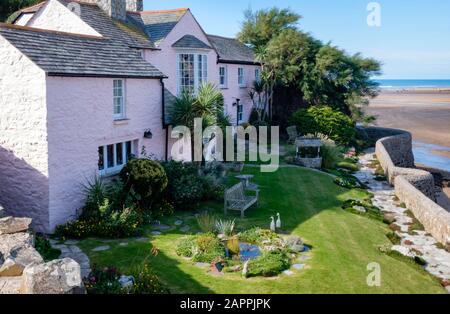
[170,83,231,161]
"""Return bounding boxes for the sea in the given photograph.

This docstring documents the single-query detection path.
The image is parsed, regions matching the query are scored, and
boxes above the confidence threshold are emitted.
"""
[373,79,450,89]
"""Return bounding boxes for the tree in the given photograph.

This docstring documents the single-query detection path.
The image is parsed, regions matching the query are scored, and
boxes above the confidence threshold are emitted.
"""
[170,83,231,161]
[238,7,381,125]
[0,0,43,22]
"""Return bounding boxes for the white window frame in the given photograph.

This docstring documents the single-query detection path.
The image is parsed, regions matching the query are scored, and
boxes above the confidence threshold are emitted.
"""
[98,140,136,177]
[255,68,261,82]
[237,103,244,123]
[113,79,125,120]
[219,66,227,88]
[176,51,209,95]
[238,67,246,88]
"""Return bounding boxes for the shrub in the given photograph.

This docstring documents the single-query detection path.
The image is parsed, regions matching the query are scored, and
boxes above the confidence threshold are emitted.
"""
[247,251,290,277]
[334,176,360,189]
[120,159,168,211]
[289,106,356,145]
[337,161,360,172]
[176,237,197,258]
[238,228,278,245]
[196,212,217,233]
[84,266,123,294]
[215,219,235,237]
[34,234,61,262]
[321,144,343,169]
[193,235,225,263]
[130,263,168,294]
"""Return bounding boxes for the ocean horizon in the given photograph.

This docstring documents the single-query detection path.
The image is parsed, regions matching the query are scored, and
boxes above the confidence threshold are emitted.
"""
[373,79,450,89]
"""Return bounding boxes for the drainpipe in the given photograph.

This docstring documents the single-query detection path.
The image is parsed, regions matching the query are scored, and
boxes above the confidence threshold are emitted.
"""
[160,78,168,161]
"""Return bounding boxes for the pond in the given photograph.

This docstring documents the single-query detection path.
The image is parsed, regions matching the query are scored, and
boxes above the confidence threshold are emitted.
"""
[225,239,262,261]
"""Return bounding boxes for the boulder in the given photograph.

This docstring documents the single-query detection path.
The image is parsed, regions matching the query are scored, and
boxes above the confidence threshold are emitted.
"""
[0,217,32,235]
[20,258,85,294]
[383,213,397,224]
[285,236,305,253]
[0,246,43,277]
[0,232,34,256]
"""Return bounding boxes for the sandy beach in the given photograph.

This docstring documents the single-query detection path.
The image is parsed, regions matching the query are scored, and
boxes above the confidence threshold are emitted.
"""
[367,88,450,209]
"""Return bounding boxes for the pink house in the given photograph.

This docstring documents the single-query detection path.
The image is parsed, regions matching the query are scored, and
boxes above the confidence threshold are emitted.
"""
[0,0,261,233]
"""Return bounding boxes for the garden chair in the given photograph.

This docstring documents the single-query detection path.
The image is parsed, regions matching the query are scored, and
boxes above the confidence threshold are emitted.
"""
[224,183,259,218]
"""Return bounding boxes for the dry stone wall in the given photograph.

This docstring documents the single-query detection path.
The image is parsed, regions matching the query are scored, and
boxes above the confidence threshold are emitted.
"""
[361,126,450,246]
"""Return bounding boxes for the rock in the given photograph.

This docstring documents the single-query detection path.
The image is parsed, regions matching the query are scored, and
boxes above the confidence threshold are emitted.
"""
[20,258,85,294]
[0,277,21,294]
[174,220,183,226]
[283,270,294,276]
[151,231,162,236]
[0,232,33,256]
[298,255,311,262]
[91,245,110,252]
[135,237,149,243]
[353,206,367,214]
[194,262,209,268]
[0,258,24,277]
[392,245,414,258]
[383,213,396,224]
[118,275,134,293]
[0,217,32,235]
[119,242,128,247]
[64,240,79,246]
[153,224,171,231]
[180,226,191,233]
[292,264,305,270]
[285,236,304,253]
[0,246,43,277]
[229,265,242,272]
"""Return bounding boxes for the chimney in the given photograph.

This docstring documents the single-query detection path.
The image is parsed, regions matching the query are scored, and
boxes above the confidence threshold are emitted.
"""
[126,0,143,12]
[84,0,127,20]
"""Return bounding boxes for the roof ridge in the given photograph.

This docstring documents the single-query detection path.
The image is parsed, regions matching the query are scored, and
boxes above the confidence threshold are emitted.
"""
[18,0,47,13]
[128,8,189,14]
[208,34,239,41]
[0,23,104,40]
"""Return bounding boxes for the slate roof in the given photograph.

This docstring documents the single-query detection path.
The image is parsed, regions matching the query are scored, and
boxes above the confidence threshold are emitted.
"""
[0,23,165,78]
[127,9,188,46]
[207,34,258,65]
[172,35,211,49]
[164,88,177,125]
[56,0,155,49]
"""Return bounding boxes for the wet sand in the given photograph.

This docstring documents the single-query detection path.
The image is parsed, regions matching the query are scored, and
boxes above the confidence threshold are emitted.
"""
[367,89,450,209]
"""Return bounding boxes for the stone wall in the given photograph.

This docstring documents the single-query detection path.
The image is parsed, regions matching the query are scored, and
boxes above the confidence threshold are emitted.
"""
[365,126,450,245]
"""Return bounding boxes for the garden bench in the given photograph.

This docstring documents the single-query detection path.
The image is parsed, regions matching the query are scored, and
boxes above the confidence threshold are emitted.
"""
[286,126,298,144]
[224,183,259,218]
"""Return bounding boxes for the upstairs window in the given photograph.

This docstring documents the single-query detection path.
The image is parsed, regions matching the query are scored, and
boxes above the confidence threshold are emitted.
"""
[113,79,125,120]
[255,68,261,82]
[177,53,208,94]
[219,66,227,88]
[238,67,246,87]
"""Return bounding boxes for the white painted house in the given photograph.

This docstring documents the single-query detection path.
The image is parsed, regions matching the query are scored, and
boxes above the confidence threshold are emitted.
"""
[0,0,260,233]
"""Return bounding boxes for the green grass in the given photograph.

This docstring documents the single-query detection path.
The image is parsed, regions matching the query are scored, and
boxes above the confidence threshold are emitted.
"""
[78,166,444,294]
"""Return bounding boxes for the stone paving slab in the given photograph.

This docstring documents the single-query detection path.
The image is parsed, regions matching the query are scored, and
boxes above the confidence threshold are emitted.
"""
[0,277,21,294]
[357,152,450,284]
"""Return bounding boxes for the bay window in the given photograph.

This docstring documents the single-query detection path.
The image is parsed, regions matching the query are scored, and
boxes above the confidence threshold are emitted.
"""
[98,140,136,176]
[177,53,208,94]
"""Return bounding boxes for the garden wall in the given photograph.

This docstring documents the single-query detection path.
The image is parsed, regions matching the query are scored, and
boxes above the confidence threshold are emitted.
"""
[361,126,450,245]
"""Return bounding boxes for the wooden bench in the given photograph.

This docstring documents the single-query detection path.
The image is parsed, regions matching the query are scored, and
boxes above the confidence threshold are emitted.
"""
[224,183,259,218]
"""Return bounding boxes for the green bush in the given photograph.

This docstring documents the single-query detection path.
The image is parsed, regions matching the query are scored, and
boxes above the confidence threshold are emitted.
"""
[337,161,360,172]
[289,106,356,145]
[84,266,123,294]
[238,228,278,245]
[176,237,197,258]
[120,159,168,211]
[321,144,343,169]
[130,263,168,294]
[34,234,61,262]
[247,251,290,277]
[193,235,226,263]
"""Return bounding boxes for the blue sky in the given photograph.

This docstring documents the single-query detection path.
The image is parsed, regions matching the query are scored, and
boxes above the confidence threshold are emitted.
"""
[143,0,450,79]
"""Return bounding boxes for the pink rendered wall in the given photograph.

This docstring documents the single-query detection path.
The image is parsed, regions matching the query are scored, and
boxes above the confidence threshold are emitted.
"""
[0,36,50,232]
[145,10,218,96]
[219,63,260,125]
[46,77,165,230]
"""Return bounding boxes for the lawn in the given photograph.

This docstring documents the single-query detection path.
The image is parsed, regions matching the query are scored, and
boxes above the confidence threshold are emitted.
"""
[78,166,444,294]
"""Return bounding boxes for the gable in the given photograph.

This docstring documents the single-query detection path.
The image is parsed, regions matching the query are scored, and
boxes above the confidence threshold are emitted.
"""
[27,0,101,37]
